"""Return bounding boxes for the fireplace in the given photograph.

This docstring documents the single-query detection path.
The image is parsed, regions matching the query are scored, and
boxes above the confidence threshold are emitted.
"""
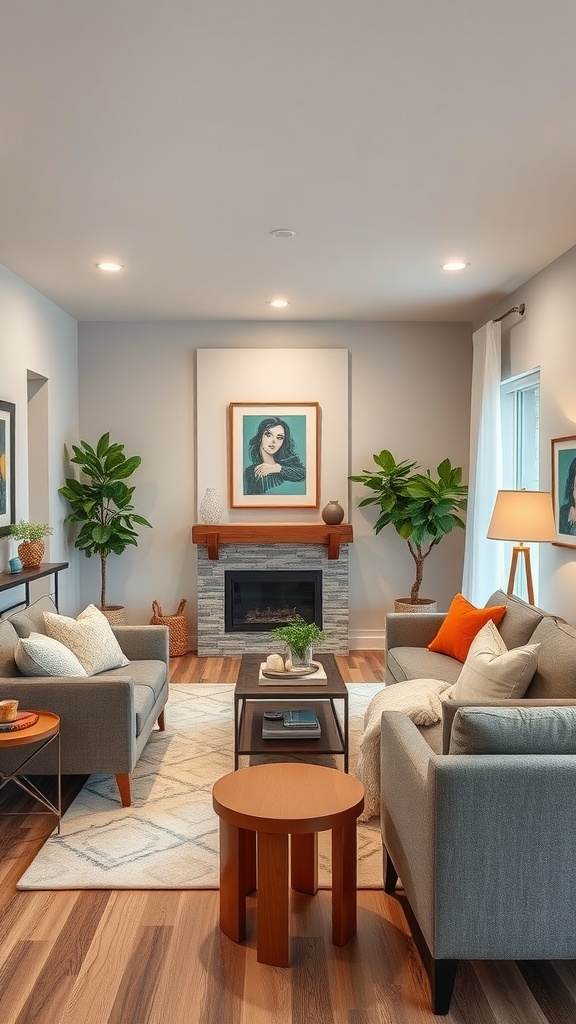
[224,570,322,633]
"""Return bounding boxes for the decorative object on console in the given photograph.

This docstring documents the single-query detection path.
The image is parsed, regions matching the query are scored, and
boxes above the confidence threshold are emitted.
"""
[199,487,224,524]
[350,449,467,610]
[8,556,22,573]
[551,435,576,549]
[0,399,16,537]
[150,599,188,656]
[487,488,556,603]
[321,499,344,525]
[9,521,53,569]
[271,613,326,668]
[58,432,152,614]
[229,402,320,509]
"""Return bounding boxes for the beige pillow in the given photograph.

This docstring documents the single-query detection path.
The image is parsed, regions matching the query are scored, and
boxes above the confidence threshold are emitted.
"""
[15,632,88,678]
[43,604,129,676]
[449,620,540,702]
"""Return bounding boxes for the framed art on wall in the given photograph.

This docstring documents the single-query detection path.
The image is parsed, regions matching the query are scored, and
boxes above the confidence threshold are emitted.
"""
[551,434,576,548]
[229,402,320,508]
[0,400,16,536]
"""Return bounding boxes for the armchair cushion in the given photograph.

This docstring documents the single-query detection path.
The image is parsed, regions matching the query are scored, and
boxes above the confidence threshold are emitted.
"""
[44,604,129,675]
[427,592,506,662]
[449,705,576,755]
[15,632,87,677]
[449,620,540,701]
[8,595,59,638]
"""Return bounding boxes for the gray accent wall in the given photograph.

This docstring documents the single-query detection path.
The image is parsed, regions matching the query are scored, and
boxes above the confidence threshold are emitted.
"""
[77,320,472,646]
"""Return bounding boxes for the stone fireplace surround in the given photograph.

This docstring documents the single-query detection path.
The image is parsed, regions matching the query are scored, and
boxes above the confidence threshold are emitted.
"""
[192,525,352,657]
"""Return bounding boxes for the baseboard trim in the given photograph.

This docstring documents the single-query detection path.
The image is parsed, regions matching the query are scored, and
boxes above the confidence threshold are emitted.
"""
[349,629,385,651]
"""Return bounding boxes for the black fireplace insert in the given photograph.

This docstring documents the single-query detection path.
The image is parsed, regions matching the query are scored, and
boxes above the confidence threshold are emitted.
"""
[224,570,322,633]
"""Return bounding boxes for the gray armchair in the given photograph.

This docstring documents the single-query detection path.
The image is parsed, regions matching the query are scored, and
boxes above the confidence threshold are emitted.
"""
[380,706,576,1014]
[0,596,169,806]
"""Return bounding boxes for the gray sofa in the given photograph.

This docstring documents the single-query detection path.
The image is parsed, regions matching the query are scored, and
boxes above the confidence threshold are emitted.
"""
[380,590,576,1013]
[0,596,169,806]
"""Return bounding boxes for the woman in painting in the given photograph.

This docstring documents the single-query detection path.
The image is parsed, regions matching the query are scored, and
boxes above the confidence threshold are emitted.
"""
[559,456,576,535]
[243,416,306,495]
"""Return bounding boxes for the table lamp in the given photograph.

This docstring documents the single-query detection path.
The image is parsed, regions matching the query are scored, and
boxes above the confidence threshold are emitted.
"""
[487,489,556,604]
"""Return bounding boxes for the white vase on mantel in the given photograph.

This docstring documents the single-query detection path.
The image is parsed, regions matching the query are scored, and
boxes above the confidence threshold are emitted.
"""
[199,487,224,525]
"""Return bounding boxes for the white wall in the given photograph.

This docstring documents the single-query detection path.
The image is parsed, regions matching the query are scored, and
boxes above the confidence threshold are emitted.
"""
[196,348,349,520]
[476,241,576,625]
[0,263,79,614]
[78,320,472,645]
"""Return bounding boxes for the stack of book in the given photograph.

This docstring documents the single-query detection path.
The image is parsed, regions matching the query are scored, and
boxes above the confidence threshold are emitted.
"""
[261,708,321,739]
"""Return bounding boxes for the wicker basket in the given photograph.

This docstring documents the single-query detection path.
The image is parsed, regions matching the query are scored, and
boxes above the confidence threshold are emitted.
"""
[150,599,189,656]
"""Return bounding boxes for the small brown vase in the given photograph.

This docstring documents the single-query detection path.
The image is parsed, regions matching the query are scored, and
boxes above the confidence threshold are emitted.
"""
[18,540,45,569]
[321,500,345,525]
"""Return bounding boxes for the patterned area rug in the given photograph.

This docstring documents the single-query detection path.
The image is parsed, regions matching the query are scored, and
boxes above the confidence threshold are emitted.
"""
[17,682,384,890]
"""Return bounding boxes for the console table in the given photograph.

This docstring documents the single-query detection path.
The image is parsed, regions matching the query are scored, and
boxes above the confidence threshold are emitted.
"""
[0,562,69,613]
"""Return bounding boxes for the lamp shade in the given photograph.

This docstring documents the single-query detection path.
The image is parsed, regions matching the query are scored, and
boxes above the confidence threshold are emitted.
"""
[487,490,556,543]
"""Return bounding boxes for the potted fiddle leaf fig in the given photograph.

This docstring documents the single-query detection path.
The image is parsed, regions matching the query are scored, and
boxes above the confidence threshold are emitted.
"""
[350,450,468,610]
[59,433,151,617]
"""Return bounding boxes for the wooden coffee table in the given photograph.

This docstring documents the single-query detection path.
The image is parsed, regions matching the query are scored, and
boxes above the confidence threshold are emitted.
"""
[234,653,349,770]
[0,710,61,834]
[213,761,365,966]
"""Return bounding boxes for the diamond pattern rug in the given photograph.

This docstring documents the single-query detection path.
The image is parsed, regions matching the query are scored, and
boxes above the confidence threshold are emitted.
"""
[17,682,384,890]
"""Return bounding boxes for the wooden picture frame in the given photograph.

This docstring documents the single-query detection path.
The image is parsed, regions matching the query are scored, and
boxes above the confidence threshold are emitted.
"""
[229,402,320,509]
[551,434,576,548]
[0,399,16,536]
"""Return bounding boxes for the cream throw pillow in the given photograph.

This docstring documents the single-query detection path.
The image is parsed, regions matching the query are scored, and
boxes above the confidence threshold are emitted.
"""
[44,604,129,676]
[448,620,540,702]
[15,632,88,678]
[357,678,452,820]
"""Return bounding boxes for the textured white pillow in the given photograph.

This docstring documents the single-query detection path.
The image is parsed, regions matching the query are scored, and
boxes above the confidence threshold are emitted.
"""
[449,620,540,702]
[15,632,88,678]
[43,604,129,676]
[357,678,452,820]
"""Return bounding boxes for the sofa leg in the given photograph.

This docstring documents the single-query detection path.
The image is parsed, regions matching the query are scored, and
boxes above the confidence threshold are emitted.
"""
[431,959,458,1015]
[383,848,398,894]
[157,709,166,731]
[115,773,132,807]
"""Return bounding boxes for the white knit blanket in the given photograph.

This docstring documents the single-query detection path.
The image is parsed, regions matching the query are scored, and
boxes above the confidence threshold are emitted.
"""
[357,678,451,820]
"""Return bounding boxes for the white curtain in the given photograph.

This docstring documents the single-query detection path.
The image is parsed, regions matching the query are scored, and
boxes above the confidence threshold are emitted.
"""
[461,320,505,605]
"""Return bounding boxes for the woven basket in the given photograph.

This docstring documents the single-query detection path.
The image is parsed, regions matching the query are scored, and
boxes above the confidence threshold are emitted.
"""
[150,599,189,656]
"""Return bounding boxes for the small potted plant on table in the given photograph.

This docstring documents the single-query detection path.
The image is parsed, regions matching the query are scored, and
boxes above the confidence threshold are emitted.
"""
[9,521,53,569]
[271,614,326,669]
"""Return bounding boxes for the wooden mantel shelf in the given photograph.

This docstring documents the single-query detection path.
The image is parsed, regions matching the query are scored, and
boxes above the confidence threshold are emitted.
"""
[191,523,353,561]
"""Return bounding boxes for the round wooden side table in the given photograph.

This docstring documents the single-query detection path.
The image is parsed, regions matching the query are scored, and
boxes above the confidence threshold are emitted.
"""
[0,711,61,834]
[212,761,365,966]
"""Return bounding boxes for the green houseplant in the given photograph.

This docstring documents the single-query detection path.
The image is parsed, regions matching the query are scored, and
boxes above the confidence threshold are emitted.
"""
[350,450,468,607]
[9,521,53,569]
[271,614,326,667]
[59,433,151,611]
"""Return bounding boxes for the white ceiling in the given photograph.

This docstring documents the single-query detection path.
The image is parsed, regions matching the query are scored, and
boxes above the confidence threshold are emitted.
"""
[2,1,576,323]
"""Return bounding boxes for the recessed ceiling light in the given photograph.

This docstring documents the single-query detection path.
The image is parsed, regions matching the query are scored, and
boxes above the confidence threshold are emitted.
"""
[96,261,124,273]
[267,298,290,308]
[441,260,469,271]
[269,228,296,239]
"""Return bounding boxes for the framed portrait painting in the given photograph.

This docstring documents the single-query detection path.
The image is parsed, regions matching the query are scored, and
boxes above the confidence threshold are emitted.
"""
[551,435,576,548]
[229,402,320,509]
[0,400,16,537]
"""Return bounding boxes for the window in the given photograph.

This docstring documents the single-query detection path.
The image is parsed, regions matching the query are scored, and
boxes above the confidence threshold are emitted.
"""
[500,369,541,599]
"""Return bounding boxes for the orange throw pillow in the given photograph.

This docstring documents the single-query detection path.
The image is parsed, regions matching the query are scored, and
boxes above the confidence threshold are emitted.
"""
[427,593,507,663]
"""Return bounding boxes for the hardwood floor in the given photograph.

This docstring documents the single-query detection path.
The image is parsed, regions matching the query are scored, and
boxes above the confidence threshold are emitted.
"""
[0,652,574,1023]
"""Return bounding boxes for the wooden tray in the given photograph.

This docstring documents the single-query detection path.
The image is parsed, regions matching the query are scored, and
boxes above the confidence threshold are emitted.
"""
[260,661,322,679]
